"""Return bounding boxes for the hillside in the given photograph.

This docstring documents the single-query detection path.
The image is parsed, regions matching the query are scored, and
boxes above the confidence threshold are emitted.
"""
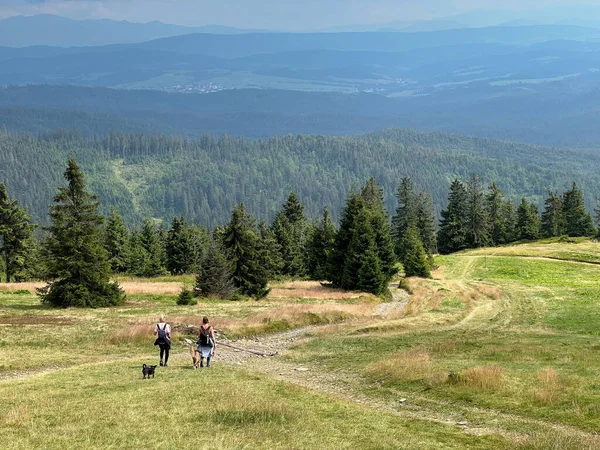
[2,128,599,226]
[4,84,600,147]
[2,240,600,448]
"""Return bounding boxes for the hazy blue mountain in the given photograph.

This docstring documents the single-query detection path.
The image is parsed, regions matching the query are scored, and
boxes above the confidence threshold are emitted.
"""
[131,26,600,57]
[0,14,267,48]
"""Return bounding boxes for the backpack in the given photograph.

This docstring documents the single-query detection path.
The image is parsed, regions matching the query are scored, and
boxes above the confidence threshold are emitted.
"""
[157,323,168,342]
[198,326,212,346]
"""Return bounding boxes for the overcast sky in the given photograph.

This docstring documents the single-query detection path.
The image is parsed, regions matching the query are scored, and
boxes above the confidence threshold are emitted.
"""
[0,0,599,29]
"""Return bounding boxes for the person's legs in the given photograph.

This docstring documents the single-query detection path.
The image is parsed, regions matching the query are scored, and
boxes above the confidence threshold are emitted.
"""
[163,347,170,367]
[159,347,165,366]
[207,355,211,367]
[200,357,204,367]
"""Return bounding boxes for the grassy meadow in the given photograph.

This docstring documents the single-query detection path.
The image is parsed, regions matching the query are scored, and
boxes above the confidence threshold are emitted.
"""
[2,240,600,448]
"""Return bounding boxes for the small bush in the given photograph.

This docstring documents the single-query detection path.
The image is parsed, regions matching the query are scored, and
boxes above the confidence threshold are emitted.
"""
[176,287,197,306]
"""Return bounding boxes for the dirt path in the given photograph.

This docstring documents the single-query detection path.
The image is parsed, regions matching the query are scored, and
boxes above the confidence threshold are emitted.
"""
[212,323,599,444]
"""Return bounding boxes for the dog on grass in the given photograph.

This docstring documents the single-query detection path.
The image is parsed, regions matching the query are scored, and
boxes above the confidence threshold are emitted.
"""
[142,364,157,379]
[183,338,200,368]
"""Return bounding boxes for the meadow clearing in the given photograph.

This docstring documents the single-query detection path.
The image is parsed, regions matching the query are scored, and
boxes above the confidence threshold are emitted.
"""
[1,239,600,449]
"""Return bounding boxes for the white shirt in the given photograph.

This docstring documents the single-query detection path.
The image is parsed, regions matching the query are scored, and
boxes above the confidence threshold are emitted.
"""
[154,322,171,334]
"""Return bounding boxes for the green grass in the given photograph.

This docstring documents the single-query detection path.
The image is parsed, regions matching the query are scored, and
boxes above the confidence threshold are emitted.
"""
[4,240,600,447]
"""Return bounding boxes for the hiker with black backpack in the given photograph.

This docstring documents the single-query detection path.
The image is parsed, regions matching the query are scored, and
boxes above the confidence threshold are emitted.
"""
[153,314,172,367]
[195,316,215,368]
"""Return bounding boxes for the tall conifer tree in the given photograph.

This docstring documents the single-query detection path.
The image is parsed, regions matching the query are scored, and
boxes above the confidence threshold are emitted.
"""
[39,158,124,307]
[307,206,336,281]
[104,209,130,273]
[166,216,196,275]
[272,191,309,277]
[0,183,36,282]
[438,179,468,254]
[541,191,566,238]
[223,203,270,299]
[486,182,507,245]
[466,174,490,248]
[516,198,541,241]
[563,182,595,237]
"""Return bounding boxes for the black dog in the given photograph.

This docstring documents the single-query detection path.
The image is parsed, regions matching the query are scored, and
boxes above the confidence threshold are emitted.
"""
[142,364,157,379]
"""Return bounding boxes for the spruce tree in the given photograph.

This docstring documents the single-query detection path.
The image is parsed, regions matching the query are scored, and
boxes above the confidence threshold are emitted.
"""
[195,236,235,299]
[166,216,196,275]
[104,209,130,273]
[361,178,397,283]
[516,198,541,241]
[39,158,124,308]
[357,245,386,295]
[563,182,596,237]
[223,203,270,299]
[541,191,566,238]
[342,209,376,291]
[140,219,167,277]
[391,177,417,258]
[257,220,284,279]
[0,183,36,282]
[438,179,468,254]
[415,191,437,255]
[486,182,507,245]
[466,174,490,248]
[329,191,364,287]
[400,226,431,278]
[272,191,309,277]
[307,206,337,281]
[127,230,149,276]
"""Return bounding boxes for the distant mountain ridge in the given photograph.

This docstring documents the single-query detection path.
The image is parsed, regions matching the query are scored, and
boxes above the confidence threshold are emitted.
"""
[0,14,268,48]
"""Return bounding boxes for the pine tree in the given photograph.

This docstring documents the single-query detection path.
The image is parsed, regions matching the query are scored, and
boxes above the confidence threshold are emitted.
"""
[38,158,124,307]
[329,191,364,287]
[127,230,149,276]
[516,198,541,241]
[391,177,417,258]
[541,191,566,238]
[486,182,507,245]
[400,226,431,278]
[466,174,490,248]
[0,183,36,282]
[223,203,270,299]
[414,191,437,255]
[195,236,235,299]
[307,206,336,281]
[166,216,197,275]
[257,220,284,279]
[438,179,468,254]
[357,245,386,295]
[104,209,130,273]
[342,209,376,291]
[361,178,397,283]
[140,219,167,277]
[563,182,596,237]
[278,192,309,277]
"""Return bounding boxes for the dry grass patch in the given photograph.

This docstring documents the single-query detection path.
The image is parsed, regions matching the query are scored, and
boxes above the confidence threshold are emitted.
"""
[403,278,443,316]
[367,349,433,383]
[514,429,600,450]
[475,284,501,300]
[461,365,504,391]
[532,367,566,405]
[219,303,373,337]
[269,281,372,300]
[0,315,76,326]
[103,323,155,345]
[0,281,181,295]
